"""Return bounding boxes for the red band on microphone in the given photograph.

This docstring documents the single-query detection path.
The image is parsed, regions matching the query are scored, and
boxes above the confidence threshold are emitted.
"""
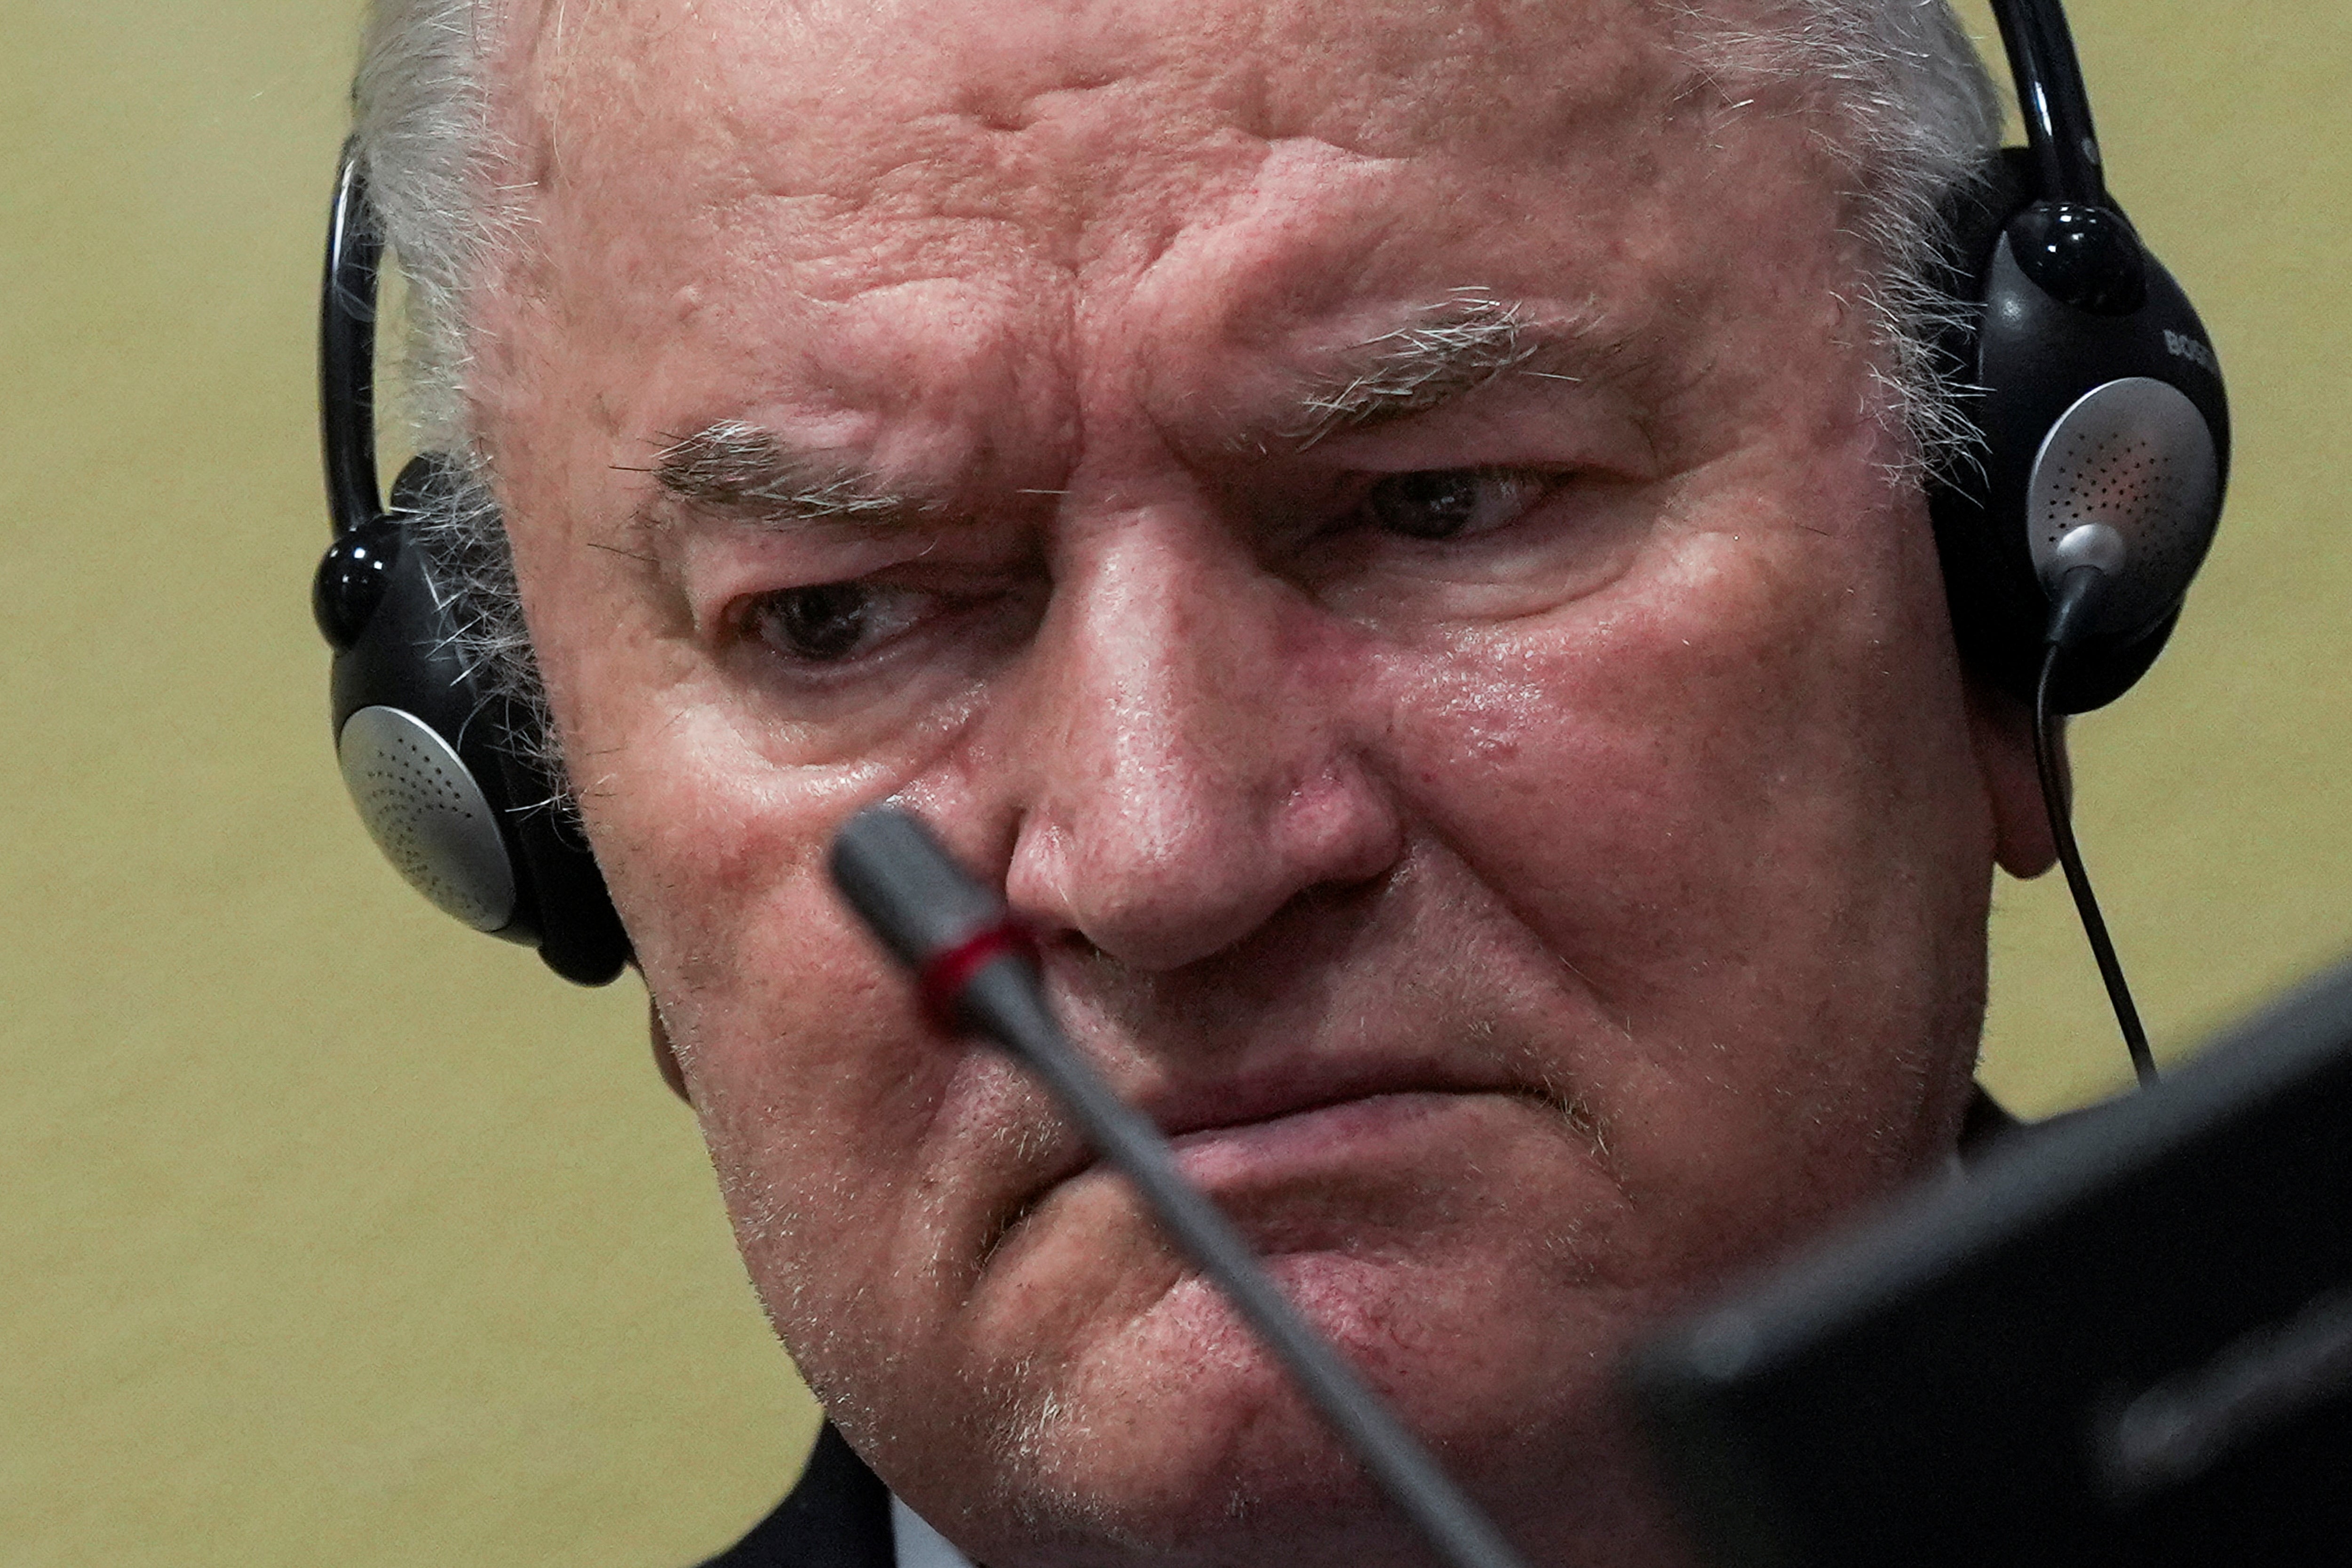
[916,919,1037,1035]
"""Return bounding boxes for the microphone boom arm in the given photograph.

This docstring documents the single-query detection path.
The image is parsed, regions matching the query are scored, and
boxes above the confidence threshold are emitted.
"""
[829,805,1532,1568]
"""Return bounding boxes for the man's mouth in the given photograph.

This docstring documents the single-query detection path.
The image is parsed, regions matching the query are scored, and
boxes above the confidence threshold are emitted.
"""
[1009,1063,1568,1213]
[966,1075,1576,1286]
[1161,1089,1489,1190]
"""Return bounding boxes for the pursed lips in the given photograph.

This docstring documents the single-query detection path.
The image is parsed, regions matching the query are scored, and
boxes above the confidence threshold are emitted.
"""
[1165,1089,1505,1189]
[1002,1061,1566,1220]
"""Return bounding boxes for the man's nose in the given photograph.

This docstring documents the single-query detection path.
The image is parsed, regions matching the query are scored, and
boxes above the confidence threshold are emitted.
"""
[997,512,1403,972]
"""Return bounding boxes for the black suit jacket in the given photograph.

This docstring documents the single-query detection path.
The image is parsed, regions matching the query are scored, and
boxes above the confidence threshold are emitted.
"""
[700,1426,895,1568]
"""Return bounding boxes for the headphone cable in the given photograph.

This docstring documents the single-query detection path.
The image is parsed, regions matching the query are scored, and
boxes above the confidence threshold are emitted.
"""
[2033,569,2159,1087]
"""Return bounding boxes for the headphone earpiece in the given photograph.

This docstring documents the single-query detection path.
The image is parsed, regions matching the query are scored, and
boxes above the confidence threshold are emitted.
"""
[315,151,628,985]
[1929,2,2230,714]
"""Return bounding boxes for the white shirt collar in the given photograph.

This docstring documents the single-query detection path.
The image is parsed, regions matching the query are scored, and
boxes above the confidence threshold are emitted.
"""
[891,1495,978,1568]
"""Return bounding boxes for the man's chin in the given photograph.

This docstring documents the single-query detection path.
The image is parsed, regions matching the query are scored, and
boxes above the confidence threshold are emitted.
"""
[930,1253,1653,1568]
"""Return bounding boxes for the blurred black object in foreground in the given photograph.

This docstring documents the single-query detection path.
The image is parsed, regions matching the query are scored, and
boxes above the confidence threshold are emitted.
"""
[1635,958,2352,1568]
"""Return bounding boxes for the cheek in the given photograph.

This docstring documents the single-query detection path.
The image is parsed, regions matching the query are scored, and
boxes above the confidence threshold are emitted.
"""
[1383,489,1991,1196]
[575,692,927,1173]
[505,525,949,1304]
[535,604,1070,1408]
[612,787,988,1385]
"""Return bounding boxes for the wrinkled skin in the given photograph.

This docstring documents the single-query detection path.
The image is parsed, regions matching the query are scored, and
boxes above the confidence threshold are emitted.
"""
[470,1,2053,1564]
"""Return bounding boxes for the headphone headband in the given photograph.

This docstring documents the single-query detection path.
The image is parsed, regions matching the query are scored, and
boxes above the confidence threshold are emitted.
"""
[321,145,383,542]
[1991,0,2108,206]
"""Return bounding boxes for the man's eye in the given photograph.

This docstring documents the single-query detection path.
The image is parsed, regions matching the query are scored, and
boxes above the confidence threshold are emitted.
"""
[746,582,922,663]
[1365,469,1545,541]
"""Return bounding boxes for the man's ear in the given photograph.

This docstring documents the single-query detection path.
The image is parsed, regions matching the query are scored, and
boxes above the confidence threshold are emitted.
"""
[649,996,693,1106]
[1966,676,2059,878]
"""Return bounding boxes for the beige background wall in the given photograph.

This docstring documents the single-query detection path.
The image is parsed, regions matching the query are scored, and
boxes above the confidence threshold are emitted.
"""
[2,2,2343,1563]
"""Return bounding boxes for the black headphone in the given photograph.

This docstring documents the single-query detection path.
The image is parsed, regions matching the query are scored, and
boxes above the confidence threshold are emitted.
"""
[313,0,2227,983]
[1929,0,2229,712]
[314,152,630,984]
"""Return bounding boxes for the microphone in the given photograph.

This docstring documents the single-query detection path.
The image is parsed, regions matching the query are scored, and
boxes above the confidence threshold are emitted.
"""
[829,804,1531,1568]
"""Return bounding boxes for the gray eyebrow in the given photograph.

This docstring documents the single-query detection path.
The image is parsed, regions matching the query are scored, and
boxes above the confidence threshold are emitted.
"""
[646,295,1597,515]
[644,420,919,524]
[1272,290,1549,451]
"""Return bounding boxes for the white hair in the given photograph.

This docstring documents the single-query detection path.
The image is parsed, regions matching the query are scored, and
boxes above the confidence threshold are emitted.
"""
[353,0,505,462]
[350,0,548,771]
[347,0,2002,772]
[1671,0,2006,459]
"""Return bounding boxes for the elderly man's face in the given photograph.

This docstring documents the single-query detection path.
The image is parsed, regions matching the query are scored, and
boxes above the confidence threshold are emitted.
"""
[478,0,2043,1561]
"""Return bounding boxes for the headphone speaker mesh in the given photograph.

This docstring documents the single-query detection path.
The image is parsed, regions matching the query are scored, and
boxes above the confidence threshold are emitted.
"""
[2026,377,2221,637]
[336,705,518,932]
